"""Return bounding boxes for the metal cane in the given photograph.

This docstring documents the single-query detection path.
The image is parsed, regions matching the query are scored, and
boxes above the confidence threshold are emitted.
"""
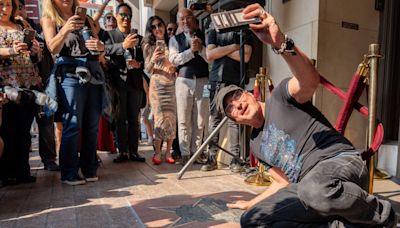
[176,116,229,180]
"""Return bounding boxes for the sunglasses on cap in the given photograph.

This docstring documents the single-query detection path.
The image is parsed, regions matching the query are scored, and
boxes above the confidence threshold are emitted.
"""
[118,13,131,20]
[151,22,163,30]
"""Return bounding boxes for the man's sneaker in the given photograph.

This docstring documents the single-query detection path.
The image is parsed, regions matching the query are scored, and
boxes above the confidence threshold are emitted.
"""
[200,157,218,171]
[44,161,60,171]
[84,176,99,182]
[62,176,86,186]
[230,163,244,173]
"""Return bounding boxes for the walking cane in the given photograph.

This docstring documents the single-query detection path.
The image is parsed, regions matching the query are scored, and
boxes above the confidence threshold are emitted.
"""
[176,117,229,180]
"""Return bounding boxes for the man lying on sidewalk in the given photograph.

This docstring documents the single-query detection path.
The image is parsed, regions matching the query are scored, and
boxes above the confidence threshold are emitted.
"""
[216,3,397,227]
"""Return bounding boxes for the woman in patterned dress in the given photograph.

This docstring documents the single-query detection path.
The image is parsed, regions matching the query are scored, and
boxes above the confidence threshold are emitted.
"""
[0,0,42,185]
[142,16,176,165]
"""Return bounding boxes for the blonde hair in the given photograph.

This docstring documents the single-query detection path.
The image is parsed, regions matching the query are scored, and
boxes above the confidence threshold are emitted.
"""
[42,0,79,27]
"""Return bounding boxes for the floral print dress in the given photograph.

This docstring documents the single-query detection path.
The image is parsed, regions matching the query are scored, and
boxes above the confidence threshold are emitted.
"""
[0,26,41,89]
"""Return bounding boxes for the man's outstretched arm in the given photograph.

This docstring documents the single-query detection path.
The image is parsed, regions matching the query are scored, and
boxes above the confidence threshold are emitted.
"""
[243,4,320,104]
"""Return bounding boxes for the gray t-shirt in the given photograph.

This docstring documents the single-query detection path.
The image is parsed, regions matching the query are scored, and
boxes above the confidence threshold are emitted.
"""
[250,78,355,182]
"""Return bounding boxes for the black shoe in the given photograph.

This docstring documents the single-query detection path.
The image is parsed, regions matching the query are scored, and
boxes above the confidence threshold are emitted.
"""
[129,153,145,162]
[44,161,60,171]
[230,163,244,173]
[17,175,36,183]
[62,176,86,186]
[113,154,129,163]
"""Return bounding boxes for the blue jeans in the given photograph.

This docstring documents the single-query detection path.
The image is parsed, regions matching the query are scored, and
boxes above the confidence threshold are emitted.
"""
[241,152,394,227]
[59,77,102,180]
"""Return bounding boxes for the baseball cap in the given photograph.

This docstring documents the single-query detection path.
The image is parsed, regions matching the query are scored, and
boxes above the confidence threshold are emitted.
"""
[216,85,243,114]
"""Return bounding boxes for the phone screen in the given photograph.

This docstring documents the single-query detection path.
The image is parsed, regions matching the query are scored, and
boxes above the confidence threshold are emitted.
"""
[156,40,165,53]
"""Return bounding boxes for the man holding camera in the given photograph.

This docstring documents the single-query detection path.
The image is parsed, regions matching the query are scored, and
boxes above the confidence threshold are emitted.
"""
[169,8,209,164]
[102,3,145,163]
[214,3,396,227]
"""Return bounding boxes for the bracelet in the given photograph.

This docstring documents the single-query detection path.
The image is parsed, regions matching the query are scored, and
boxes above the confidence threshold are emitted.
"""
[272,34,296,55]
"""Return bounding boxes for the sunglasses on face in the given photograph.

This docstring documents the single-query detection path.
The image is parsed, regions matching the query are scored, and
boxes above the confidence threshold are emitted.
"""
[118,13,131,20]
[106,16,116,21]
[225,90,244,116]
[167,27,175,32]
[151,22,163,30]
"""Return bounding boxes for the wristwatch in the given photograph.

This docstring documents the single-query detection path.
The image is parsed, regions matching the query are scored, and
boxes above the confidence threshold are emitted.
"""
[272,34,296,55]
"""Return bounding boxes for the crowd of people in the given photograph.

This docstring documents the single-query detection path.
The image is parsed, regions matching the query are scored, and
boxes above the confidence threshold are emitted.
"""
[0,0,249,187]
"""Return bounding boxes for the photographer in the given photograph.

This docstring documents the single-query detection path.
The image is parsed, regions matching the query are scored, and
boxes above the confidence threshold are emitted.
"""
[0,0,42,186]
[216,4,396,227]
[42,0,105,185]
[102,3,146,163]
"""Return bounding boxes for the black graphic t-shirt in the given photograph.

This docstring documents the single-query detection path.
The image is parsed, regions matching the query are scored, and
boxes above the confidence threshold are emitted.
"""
[250,78,355,182]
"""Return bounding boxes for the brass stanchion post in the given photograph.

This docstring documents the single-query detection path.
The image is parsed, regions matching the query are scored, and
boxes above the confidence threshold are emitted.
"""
[244,67,272,186]
[367,44,381,193]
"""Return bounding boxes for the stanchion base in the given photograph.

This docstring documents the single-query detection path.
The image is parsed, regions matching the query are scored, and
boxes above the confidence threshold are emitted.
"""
[244,171,272,186]
[374,168,391,179]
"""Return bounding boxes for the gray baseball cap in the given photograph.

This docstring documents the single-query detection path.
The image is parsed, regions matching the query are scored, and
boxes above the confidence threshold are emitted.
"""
[216,85,243,114]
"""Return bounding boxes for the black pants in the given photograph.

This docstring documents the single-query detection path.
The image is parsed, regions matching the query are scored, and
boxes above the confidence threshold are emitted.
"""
[0,101,35,179]
[115,86,143,155]
[36,113,57,164]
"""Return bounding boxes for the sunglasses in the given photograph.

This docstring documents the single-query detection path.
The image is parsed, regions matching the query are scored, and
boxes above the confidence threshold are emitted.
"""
[225,90,244,116]
[106,16,116,21]
[118,13,131,20]
[167,28,175,32]
[151,22,163,30]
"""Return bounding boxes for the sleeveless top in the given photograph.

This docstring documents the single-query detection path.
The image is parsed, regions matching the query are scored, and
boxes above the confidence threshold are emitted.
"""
[57,20,92,57]
[0,25,41,88]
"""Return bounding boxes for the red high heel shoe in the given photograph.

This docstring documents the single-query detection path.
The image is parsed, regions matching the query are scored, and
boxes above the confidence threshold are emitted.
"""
[165,157,176,164]
[152,154,161,165]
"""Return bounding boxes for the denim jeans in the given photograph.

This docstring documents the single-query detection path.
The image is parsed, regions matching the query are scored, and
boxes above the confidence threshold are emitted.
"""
[241,152,394,227]
[208,82,240,161]
[59,77,102,180]
[115,85,142,155]
[175,77,208,156]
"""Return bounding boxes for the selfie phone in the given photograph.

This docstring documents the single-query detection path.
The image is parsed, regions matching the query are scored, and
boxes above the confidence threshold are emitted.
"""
[23,29,36,48]
[210,8,262,33]
[156,40,165,53]
[75,6,87,20]
[191,3,207,10]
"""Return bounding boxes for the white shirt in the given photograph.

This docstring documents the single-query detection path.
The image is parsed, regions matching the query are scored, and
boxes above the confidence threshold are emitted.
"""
[168,32,208,67]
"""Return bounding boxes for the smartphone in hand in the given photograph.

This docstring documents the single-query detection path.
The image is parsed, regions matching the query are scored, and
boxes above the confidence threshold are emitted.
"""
[156,40,165,53]
[23,29,36,49]
[75,6,87,20]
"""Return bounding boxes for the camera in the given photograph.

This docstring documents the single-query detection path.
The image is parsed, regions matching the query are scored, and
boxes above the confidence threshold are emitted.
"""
[0,86,23,103]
